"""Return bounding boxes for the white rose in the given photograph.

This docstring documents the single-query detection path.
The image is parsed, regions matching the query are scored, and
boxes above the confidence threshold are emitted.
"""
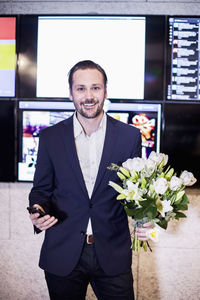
[122,157,145,172]
[142,159,157,177]
[153,177,169,195]
[145,158,157,170]
[169,176,183,191]
[180,170,197,186]
[148,151,168,166]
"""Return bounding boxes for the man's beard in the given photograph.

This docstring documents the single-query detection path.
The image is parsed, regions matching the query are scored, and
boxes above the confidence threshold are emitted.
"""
[75,99,104,119]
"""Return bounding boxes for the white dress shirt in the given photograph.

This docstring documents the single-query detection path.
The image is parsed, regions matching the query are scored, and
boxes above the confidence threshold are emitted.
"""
[73,112,107,235]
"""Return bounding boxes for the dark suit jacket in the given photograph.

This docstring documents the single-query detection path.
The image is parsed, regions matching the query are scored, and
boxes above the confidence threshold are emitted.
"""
[29,114,141,276]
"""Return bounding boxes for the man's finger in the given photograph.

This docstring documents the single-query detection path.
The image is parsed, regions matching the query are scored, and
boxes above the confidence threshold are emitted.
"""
[36,214,51,224]
[29,213,40,220]
[36,217,58,231]
[142,222,153,228]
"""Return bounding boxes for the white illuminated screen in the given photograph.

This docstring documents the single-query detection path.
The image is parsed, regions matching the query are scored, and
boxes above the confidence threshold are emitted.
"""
[36,16,146,99]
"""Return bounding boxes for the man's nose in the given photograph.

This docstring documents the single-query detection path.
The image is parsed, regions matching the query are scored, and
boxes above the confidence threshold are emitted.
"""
[85,89,93,99]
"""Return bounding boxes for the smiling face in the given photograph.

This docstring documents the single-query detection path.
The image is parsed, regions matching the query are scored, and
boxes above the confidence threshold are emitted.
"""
[69,68,107,120]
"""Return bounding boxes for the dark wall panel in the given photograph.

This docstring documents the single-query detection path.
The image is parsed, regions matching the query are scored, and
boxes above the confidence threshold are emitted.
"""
[163,103,200,187]
[0,101,15,181]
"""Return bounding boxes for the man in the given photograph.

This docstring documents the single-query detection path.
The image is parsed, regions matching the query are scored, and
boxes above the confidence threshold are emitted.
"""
[29,60,151,300]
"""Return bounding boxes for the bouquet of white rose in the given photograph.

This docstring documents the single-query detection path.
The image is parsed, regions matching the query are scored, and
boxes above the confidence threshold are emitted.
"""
[108,151,197,252]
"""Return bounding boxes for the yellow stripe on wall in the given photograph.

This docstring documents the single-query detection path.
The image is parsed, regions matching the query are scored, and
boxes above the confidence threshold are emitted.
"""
[0,44,15,69]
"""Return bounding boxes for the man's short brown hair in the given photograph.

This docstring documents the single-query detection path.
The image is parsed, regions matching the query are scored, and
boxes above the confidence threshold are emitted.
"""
[68,60,107,89]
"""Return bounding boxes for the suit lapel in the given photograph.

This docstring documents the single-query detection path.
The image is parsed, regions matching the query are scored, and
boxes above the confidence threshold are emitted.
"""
[92,115,118,196]
[61,116,89,199]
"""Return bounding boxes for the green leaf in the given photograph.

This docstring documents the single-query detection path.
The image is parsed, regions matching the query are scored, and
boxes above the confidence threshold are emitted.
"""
[182,194,189,204]
[176,193,189,205]
[157,218,168,230]
[174,193,189,211]
[175,191,185,203]
[175,212,187,219]
[124,207,136,217]
[174,204,186,211]
[133,198,157,220]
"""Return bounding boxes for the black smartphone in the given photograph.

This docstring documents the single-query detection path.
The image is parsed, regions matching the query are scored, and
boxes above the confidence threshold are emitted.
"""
[27,206,46,217]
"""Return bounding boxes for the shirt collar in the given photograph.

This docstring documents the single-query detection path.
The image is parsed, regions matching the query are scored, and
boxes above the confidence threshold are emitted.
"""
[73,111,107,139]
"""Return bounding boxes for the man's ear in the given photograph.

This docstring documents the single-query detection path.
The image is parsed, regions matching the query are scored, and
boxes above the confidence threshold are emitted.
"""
[69,89,73,101]
[104,87,108,99]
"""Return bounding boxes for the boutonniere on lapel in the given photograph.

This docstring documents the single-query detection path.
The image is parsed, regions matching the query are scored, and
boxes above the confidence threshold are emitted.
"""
[107,151,197,252]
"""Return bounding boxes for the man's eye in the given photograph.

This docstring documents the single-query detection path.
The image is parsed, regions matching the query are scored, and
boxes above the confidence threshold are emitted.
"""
[93,86,100,90]
[77,87,84,91]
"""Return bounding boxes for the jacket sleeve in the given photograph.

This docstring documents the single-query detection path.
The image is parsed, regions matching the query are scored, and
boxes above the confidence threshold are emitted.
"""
[29,129,54,216]
[131,128,142,158]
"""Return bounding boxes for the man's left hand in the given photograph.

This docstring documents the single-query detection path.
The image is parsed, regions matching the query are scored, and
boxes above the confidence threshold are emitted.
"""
[135,222,153,241]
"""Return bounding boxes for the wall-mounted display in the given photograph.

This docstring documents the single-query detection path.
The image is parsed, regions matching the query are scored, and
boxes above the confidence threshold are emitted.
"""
[0,17,16,97]
[107,102,161,159]
[18,15,165,100]
[167,17,200,101]
[17,100,161,181]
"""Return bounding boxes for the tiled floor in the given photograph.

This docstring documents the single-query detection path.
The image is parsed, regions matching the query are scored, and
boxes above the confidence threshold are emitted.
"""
[0,183,200,299]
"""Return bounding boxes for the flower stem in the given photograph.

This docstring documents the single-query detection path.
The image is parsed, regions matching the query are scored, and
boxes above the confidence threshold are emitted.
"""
[147,241,152,252]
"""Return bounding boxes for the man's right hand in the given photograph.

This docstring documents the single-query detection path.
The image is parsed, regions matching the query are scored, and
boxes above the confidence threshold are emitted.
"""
[29,204,58,231]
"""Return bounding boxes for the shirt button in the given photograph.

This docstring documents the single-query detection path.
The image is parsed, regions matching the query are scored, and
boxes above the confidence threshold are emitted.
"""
[89,203,93,208]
